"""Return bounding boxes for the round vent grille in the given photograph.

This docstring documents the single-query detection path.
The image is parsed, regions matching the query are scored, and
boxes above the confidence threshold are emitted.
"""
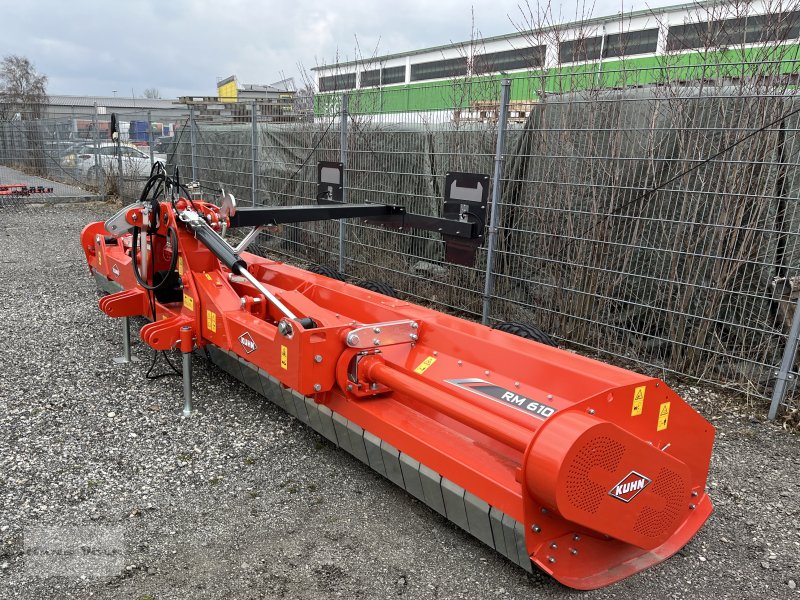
[565,436,626,514]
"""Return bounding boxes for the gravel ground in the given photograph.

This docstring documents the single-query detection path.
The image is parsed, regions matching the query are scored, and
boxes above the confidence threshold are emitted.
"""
[0,201,798,600]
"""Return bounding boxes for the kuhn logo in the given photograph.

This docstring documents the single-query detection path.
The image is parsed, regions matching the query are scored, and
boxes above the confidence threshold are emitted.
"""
[608,471,652,503]
[111,264,120,277]
[238,332,257,354]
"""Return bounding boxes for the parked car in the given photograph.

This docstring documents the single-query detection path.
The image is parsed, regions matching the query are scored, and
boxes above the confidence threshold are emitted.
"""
[61,142,165,182]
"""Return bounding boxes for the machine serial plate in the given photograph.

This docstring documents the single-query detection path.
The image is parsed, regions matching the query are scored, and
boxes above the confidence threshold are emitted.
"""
[446,378,557,420]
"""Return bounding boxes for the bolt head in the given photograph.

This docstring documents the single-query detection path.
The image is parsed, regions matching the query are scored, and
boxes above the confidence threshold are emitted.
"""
[410,322,418,329]
[313,384,322,392]
[587,408,596,415]
[409,334,418,341]
[547,556,556,564]
[531,525,541,533]
[689,503,696,510]
[372,338,381,346]
[570,548,578,556]
[347,334,360,346]
[346,384,353,392]
[550,543,558,549]
[314,355,323,363]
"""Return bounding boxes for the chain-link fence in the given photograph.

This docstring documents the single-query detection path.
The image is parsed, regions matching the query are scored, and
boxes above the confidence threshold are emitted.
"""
[3,60,800,416]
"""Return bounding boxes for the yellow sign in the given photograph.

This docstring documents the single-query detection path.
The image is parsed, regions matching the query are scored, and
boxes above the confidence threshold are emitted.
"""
[183,294,194,311]
[178,256,183,276]
[631,385,645,416]
[280,345,288,370]
[205,273,213,281]
[206,309,217,333]
[657,401,671,431]
[414,356,437,374]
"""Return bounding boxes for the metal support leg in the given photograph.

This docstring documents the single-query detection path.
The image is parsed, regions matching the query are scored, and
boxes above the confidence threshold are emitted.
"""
[769,295,800,419]
[113,317,139,364]
[182,348,193,417]
[180,325,194,417]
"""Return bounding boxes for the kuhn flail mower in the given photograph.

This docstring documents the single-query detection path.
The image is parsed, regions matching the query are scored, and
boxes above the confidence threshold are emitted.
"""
[80,164,714,589]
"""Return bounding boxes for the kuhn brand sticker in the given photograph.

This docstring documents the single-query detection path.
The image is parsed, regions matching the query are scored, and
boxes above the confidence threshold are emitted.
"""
[608,471,652,503]
[111,264,120,277]
[445,378,556,420]
[238,332,257,354]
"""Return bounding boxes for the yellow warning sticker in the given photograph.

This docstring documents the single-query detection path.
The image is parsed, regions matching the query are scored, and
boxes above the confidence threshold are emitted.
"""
[206,310,217,333]
[631,385,646,416]
[414,356,437,374]
[205,273,213,281]
[183,294,194,311]
[280,345,288,370]
[178,256,183,276]
[657,401,671,431]
[97,250,102,266]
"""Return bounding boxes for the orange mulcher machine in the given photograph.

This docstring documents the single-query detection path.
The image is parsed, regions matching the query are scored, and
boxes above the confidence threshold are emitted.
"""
[80,163,714,589]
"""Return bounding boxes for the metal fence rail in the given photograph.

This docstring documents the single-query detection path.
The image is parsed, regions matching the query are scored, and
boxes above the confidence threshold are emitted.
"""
[3,60,800,416]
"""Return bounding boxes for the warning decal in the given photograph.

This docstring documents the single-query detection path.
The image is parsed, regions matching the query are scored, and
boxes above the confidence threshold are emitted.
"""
[280,345,288,370]
[657,401,671,431]
[178,256,183,276]
[631,385,645,416]
[414,356,436,374]
[183,294,194,311]
[206,310,217,333]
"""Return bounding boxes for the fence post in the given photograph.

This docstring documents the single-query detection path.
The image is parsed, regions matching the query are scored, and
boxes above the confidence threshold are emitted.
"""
[338,93,349,274]
[481,79,512,326]
[92,102,102,196]
[147,110,154,167]
[769,296,800,419]
[251,99,258,206]
[189,105,197,182]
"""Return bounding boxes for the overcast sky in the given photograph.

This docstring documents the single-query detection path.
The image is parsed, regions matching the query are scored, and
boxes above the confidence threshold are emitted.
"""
[3,0,677,98]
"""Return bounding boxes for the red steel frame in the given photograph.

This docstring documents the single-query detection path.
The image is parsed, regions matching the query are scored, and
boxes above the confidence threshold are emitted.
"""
[80,197,715,590]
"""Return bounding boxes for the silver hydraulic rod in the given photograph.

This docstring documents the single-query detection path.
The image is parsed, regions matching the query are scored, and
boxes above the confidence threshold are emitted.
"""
[234,264,298,321]
[235,226,264,253]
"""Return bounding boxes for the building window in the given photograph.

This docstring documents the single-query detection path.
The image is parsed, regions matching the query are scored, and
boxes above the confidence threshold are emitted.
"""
[473,45,546,74]
[319,73,356,92]
[603,28,659,58]
[360,69,381,87]
[559,35,604,63]
[667,11,800,51]
[410,57,468,81]
[382,65,406,84]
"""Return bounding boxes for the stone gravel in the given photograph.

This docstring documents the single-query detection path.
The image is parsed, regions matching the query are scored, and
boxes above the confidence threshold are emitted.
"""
[0,202,798,600]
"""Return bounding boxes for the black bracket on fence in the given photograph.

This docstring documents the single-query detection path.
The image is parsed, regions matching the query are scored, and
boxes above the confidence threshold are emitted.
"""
[314,163,489,266]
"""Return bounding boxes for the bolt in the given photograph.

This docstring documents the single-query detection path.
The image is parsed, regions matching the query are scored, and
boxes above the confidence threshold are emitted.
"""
[347,334,360,346]
[570,548,578,556]
[370,383,379,390]
[240,298,246,307]
[547,556,556,564]
[547,394,553,399]
[372,338,381,346]
[484,370,490,376]
[313,384,322,392]
[531,525,541,533]
[514,381,520,387]
[433,351,438,356]
[373,327,381,334]
[347,384,353,392]
[587,408,596,415]
[132,214,138,221]
[410,334,418,341]
[691,490,699,497]
[314,355,323,363]
[541,507,548,514]
[410,322,418,329]
[689,503,696,510]
[573,534,581,541]
[457,360,463,366]
[278,321,293,337]
[550,543,558,549]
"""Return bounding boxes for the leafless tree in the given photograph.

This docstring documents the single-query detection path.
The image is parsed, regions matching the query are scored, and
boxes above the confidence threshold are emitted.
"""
[143,87,161,99]
[0,55,48,121]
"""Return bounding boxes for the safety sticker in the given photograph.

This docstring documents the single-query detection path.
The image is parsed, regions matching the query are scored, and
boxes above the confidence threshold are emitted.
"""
[280,345,288,370]
[657,401,671,431]
[205,273,213,281]
[414,356,436,374]
[178,256,183,276]
[183,294,194,311]
[206,309,217,333]
[631,386,645,416]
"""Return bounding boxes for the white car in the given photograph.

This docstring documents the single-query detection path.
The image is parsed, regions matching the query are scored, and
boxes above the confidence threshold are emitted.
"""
[62,142,166,182]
